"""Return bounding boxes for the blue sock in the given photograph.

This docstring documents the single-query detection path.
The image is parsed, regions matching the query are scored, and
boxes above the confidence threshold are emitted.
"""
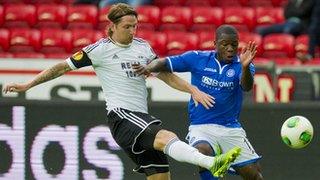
[200,170,218,180]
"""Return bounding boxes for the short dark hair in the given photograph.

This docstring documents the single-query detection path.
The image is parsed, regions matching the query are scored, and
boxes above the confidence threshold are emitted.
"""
[215,25,238,40]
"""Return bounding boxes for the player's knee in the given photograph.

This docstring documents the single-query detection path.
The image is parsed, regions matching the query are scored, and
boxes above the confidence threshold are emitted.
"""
[153,129,177,151]
[247,172,263,180]
[240,169,263,180]
[195,143,213,156]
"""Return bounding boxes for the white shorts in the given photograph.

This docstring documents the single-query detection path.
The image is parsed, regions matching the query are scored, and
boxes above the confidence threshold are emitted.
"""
[186,124,261,168]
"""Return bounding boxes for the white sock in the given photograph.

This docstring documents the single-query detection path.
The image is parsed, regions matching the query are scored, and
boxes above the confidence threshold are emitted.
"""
[164,138,214,169]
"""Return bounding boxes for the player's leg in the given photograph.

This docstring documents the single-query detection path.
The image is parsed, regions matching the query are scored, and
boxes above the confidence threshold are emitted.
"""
[147,172,171,180]
[107,108,170,179]
[186,125,222,180]
[194,143,219,180]
[218,127,263,179]
[149,126,241,177]
[234,162,263,180]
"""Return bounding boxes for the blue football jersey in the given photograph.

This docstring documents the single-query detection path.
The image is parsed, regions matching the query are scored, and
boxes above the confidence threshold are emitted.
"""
[166,50,255,128]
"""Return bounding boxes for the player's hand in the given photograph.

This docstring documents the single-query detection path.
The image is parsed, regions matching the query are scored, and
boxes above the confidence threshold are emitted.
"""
[132,63,151,76]
[191,86,215,109]
[2,83,30,94]
[240,41,257,67]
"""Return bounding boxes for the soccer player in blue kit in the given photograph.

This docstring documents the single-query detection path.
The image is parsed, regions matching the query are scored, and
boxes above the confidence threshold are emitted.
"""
[133,25,263,179]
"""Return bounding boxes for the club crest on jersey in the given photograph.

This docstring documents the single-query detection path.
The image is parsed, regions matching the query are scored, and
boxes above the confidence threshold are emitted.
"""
[72,51,83,61]
[226,69,235,77]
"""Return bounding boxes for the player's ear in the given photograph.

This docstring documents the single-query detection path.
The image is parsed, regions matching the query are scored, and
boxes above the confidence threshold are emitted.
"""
[109,22,116,31]
[213,40,217,49]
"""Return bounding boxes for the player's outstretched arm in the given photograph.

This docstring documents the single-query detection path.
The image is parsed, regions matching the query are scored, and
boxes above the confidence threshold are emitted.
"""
[132,58,169,76]
[2,61,72,94]
[156,72,214,109]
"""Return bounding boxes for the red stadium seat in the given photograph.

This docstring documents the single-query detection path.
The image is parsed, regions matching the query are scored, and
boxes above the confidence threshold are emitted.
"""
[249,0,273,7]
[153,0,184,7]
[223,7,255,32]
[45,53,71,59]
[4,4,37,28]
[295,34,309,55]
[262,34,295,58]
[255,7,284,28]
[0,52,13,58]
[0,28,10,52]
[238,32,263,56]
[71,29,104,53]
[66,5,98,30]
[271,0,287,7]
[165,31,199,55]
[28,0,64,4]
[98,6,110,30]
[273,57,300,66]
[136,6,160,31]
[250,0,287,7]
[303,58,320,65]
[0,0,24,4]
[216,0,244,7]
[13,52,45,58]
[191,7,223,32]
[35,4,67,29]
[0,6,3,27]
[136,30,167,56]
[197,31,215,50]
[160,6,192,32]
[39,29,72,54]
[185,0,217,6]
[9,28,41,53]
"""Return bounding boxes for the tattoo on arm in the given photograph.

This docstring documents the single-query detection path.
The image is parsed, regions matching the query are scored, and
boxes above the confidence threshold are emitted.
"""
[30,62,72,88]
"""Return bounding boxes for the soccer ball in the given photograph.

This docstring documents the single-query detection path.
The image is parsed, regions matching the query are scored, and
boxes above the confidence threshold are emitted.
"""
[280,116,314,149]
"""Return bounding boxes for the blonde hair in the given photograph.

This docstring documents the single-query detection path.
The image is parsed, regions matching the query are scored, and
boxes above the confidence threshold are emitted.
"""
[107,3,138,37]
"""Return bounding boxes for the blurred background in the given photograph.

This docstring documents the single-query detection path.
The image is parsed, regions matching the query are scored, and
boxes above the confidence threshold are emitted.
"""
[0,0,319,179]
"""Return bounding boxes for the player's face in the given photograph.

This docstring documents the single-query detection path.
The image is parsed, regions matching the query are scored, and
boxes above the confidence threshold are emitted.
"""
[215,33,239,62]
[112,15,138,44]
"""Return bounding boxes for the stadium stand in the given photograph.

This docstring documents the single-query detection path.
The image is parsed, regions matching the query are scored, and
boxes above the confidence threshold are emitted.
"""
[197,30,215,50]
[262,33,295,58]
[39,28,72,55]
[0,0,319,65]
[223,7,255,32]
[70,29,103,53]
[185,0,216,7]
[295,34,309,55]
[8,28,41,53]
[160,6,192,32]
[153,0,184,7]
[165,31,198,55]
[136,30,167,56]
[0,28,9,52]
[255,7,284,29]
[190,7,223,32]
[35,4,67,29]
[136,5,160,31]
[66,5,98,30]
[3,4,37,28]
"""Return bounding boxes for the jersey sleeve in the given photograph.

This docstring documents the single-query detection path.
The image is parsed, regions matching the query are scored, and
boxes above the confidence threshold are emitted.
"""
[239,62,255,80]
[66,50,92,70]
[145,42,158,63]
[66,39,104,70]
[165,51,198,72]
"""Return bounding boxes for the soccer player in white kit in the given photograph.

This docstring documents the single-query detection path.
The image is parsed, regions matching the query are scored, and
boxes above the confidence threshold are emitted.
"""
[3,3,241,179]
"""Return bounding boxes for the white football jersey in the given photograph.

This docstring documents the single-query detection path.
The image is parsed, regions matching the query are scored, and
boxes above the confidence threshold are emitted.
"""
[66,37,157,113]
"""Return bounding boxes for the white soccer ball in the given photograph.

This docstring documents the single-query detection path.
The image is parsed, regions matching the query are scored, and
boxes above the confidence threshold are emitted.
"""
[280,116,314,149]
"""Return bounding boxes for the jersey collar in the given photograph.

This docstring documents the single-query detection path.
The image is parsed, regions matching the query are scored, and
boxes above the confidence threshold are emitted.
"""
[109,37,132,48]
